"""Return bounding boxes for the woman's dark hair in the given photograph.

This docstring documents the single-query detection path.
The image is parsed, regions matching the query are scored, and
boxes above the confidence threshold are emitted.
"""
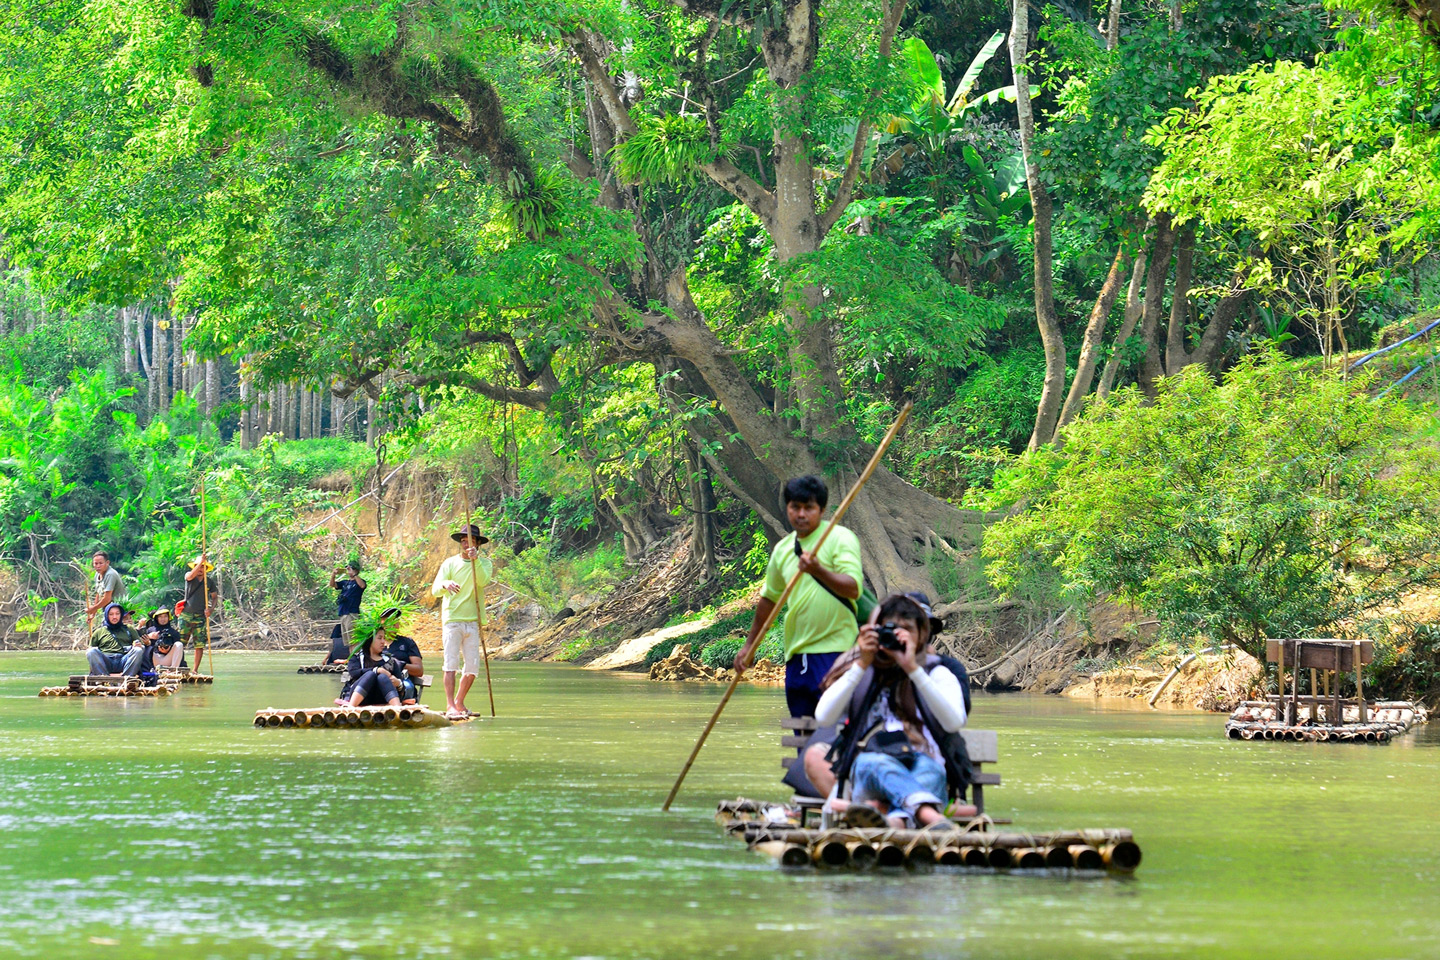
[782,475,829,509]
[874,594,932,643]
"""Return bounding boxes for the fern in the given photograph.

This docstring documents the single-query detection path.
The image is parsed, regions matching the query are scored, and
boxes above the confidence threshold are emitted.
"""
[611,114,719,185]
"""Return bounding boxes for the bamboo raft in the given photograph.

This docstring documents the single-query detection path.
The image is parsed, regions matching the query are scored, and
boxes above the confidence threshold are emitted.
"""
[716,799,1141,872]
[1225,700,1425,742]
[39,675,178,697]
[252,706,456,729]
[297,664,347,674]
[160,670,214,684]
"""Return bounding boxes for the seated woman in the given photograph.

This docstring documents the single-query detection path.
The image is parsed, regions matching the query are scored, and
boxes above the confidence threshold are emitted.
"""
[145,607,186,669]
[378,606,423,704]
[813,592,975,829]
[337,623,406,709]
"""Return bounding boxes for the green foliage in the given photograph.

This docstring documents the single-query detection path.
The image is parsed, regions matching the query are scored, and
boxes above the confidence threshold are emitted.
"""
[492,537,628,616]
[611,114,719,184]
[700,636,744,668]
[643,607,754,666]
[983,357,1440,657]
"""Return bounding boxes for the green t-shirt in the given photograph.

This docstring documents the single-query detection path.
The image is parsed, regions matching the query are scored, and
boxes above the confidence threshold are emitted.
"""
[761,524,863,660]
[430,553,492,623]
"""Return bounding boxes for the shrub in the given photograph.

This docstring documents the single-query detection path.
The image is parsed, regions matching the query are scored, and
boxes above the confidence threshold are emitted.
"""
[983,356,1440,659]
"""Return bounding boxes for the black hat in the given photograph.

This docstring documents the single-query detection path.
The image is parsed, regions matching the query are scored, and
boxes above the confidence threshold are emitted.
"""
[450,524,490,545]
[903,592,945,639]
[155,633,175,649]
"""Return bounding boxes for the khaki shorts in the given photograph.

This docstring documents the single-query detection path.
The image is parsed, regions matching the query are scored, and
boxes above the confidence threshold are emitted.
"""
[442,620,480,676]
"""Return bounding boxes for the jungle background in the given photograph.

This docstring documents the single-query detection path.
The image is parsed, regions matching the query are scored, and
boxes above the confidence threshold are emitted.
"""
[1,0,1439,703]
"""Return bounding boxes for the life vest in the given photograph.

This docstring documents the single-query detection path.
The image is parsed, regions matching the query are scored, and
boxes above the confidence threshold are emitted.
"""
[825,654,976,799]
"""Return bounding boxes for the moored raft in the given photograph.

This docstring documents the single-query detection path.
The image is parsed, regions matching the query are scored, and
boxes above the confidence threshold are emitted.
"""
[716,799,1140,872]
[1224,700,1426,743]
[297,664,347,674]
[252,705,455,729]
[40,675,178,697]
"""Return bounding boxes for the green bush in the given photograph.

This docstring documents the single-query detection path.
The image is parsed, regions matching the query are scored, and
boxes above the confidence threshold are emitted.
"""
[644,608,754,666]
[983,356,1440,658]
[700,636,744,669]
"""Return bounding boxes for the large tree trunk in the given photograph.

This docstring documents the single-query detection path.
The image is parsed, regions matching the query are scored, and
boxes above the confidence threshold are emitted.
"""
[1137,215,1178,398]
[1097,250,1148,399]
[121,308,137,375]
[1058,248,1128,428]
[298,388,311,440]
[1163,227,1196,375]
[206,359,219,417]
[1010,0,1066,450]
[239,372,253,448]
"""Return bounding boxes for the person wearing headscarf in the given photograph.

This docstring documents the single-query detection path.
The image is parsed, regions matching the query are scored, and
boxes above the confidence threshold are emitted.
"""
[87,602,148,676]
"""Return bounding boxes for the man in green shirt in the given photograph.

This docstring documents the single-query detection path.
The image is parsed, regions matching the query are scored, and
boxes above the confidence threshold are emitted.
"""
[430,523,492,718]
[738,475,863,718]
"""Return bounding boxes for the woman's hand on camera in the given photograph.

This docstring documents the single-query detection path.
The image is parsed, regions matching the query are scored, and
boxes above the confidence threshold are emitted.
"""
[892,630,920,674]
[856,624,879,668]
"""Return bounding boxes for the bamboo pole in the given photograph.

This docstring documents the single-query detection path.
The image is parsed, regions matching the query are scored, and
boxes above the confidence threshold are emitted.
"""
[200,476,214,677]
[458,472,496,718]
[662,402,913,811]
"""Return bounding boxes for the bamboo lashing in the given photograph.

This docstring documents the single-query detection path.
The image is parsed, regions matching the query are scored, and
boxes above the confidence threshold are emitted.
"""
[662,402,913,811]
[200,475,214,678]
[458,471,496,718]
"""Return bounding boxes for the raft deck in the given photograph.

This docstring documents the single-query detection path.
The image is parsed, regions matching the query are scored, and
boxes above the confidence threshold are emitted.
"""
[39,675,178,697]
[1225,701,1424,742]
[253,705,457,729]
[717,799,1140,871]
[160,670,214,684]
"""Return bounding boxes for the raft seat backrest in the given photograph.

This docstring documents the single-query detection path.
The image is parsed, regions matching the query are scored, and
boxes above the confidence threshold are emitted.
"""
[780,717,1001,814]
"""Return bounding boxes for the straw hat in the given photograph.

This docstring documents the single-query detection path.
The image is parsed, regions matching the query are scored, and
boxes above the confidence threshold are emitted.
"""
[188,556,215,573]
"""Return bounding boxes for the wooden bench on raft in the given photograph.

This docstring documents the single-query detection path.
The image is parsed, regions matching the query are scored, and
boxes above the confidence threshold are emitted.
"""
[781,717,1001,817]
[1267,639,1373,725]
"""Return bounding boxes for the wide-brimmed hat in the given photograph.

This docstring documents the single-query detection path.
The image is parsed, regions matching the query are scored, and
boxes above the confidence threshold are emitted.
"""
[450,524,490,545]
[151,607,172,621]
[188,556,215,573]
[903,592,945,639]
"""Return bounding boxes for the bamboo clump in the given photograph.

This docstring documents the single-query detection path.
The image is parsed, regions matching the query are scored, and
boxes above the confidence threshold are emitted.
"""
[251,705,456,729]
[297,664,347,674]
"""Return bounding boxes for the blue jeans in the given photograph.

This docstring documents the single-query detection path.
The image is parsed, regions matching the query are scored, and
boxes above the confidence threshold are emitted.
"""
[87,646,145,677]
[852,751,947,821]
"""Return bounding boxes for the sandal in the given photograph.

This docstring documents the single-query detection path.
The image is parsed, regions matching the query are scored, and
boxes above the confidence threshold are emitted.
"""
[840,805,887,829]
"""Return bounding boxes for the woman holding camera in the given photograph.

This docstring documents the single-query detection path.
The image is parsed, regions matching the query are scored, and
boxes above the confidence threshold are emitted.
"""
[337,623,405,709]
[814,592,971,829]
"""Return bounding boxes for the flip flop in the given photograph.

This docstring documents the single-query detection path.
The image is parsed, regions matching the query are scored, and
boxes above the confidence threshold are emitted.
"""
[445,709,467,720]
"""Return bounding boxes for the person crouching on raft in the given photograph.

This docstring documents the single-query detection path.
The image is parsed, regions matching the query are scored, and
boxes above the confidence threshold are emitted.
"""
[813,593,974,829]
[338,621,407,709]
[87,602,147,676]
[737,475,863,720]
[430,524,491,719]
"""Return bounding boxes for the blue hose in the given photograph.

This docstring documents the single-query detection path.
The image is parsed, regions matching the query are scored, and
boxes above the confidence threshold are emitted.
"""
[1348,317,1440,372]
[1378,352,1440,398]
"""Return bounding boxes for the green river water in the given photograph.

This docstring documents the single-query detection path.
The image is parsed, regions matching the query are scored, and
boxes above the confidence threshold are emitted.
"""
[2,651,1439,959]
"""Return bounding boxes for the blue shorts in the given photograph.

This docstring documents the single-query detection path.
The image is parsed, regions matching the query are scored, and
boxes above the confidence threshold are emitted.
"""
[785,651,842,719]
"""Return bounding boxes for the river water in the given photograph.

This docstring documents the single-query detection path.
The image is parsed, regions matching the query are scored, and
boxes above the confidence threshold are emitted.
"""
[2,652,1438,959]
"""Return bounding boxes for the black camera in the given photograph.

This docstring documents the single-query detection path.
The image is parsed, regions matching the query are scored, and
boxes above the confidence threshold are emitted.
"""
[876,622,904,651]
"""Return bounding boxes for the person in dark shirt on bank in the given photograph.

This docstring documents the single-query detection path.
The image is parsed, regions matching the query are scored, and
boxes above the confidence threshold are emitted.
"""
[326,561,366,661]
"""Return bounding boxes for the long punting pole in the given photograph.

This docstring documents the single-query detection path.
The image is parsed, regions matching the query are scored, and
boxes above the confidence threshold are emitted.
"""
[661,402,913,811]
[82,560,93,636]
[459,472,496,717]
[200,475,214,677]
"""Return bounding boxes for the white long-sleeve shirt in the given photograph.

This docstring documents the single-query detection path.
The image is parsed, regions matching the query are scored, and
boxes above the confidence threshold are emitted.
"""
[815,662,967,759]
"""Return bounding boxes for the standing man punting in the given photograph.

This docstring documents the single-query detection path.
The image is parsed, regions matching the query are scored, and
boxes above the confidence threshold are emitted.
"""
[430,523,491,719]
[738,475,863,719]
